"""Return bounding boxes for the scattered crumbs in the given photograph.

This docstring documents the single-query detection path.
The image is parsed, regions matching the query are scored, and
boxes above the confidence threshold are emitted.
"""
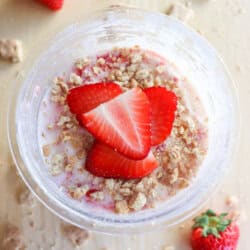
[93,66,101,74]
[17,189,35,207]
[42,144,51,157]
[163,246,175,250]
[75,57,89,69]
[167,2,194,23]
[97,57,105,65]
[225,195,239,208]
[69,73,82,85]
[115,200,129,214]
[135,68,149,81]
[49,153,66,176]
[57,115,71,127]
[104,179,115,190]
[2,224,25,250]
[41,132,46,138]
[62,224,90,247]
[0,39,23,63]
[70,185,89,200]
[89,191,104,201]
[128,192,147,211]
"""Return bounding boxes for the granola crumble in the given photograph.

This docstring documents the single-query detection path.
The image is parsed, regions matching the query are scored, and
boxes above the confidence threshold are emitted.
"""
[49,153,66,176]
[128,192,147,211]
[0,39,23,63]
[40,46,208,214]
[115,200,130,214]
[42,144,51,157]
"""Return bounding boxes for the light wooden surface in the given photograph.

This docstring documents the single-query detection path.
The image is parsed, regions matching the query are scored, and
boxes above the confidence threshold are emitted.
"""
[0,0,249,249]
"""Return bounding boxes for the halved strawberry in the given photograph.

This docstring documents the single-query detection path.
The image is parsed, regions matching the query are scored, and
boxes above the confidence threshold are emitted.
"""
[67,82,122,115]
[86,142,158,179]
[144,87,177,146]
[38,0,64,11]
[81,87,151,160]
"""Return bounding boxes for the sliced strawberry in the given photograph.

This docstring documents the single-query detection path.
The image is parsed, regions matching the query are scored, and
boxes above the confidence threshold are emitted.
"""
[144,87,177,146]
[38,0,64,11]
[81,87,151,160]
[86,142,158,179]
[67,82,122,115]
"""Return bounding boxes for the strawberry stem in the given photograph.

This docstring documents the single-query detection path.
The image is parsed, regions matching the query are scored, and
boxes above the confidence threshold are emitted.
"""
[192,210,232,238]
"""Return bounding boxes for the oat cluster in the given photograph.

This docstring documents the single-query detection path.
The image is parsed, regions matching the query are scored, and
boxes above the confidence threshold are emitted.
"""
[41,46,208,214]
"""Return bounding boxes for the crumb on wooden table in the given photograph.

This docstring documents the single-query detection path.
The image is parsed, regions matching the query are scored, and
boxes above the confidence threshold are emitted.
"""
[167,2,194,23]
[62,224,90,247]
[225,195,239,208]
[17,188,35,207]
[2,224,25,250]
[0,39,23,63]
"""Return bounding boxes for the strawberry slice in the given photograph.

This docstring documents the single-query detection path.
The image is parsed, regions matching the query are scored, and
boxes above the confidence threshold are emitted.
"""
[81,87,151,160]
[38,0,64,11]
[86,142,158,179]
[144,87,177,146]
[67,82,122,115]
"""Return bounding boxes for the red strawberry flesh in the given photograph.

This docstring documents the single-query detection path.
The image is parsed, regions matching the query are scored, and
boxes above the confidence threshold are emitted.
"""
[81,87,151,160]
[86,142,158,179]
[38,0,64,10]
[67,82,122,115]
[144,87,177,146]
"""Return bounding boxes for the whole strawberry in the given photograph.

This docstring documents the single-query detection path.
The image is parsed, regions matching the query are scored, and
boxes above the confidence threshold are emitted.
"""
[191,209,240,250]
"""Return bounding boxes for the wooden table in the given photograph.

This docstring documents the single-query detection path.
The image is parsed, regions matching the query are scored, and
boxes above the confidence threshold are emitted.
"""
[0,0,249,249]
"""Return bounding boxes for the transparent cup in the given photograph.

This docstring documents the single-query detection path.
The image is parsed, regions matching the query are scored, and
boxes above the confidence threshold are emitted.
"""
[8,7,239,234]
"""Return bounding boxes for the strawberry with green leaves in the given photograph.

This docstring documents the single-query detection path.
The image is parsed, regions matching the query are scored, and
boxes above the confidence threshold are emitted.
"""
[191,209,240,250]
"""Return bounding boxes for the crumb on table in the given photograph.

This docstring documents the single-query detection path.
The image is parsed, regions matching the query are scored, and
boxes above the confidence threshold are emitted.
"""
[225,195,239,208]
[0,39,23,63]
[167,3,194,23]
[2,224,25,250]
[17,189,35,207]
[62,224,90,247]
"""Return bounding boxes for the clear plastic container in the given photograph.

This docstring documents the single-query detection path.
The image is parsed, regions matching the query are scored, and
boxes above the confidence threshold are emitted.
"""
[7,6,239,234]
